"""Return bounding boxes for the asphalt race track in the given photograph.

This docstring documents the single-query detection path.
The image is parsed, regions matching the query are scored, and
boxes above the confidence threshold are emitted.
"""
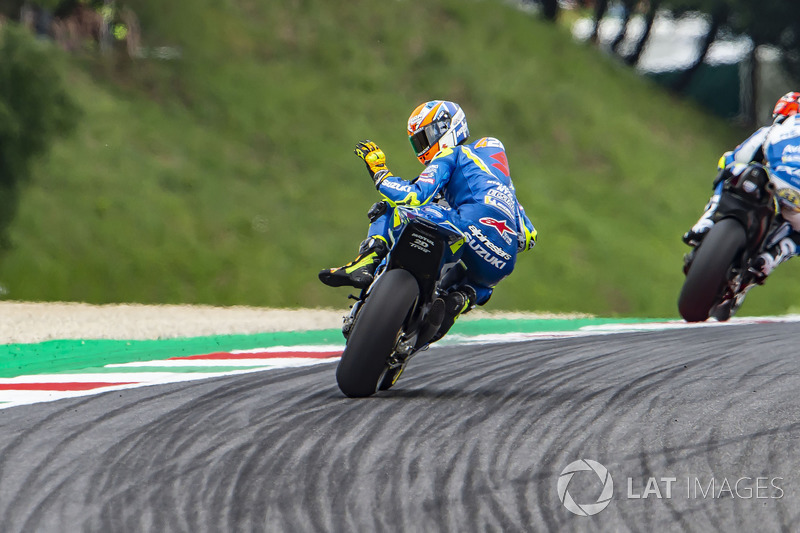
[1,322,799,532]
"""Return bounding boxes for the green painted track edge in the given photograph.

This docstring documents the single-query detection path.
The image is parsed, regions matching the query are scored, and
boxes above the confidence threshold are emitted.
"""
[0,317,667,378]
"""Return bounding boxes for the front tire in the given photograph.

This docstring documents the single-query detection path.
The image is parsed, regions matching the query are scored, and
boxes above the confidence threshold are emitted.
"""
[678,218,747,322]
[336,269,419,397]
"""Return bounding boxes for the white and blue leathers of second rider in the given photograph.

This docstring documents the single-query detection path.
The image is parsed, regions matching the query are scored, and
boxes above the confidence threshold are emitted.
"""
[367,136,537,305]
[716,114,800,252]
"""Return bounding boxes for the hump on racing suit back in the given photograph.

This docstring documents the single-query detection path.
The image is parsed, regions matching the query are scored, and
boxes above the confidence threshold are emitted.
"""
[432,138,527,289]
[448,137,535,250]
[435,137,517,218]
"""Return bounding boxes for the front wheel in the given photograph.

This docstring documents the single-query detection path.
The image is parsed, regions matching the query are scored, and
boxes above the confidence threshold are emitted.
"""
[678,218,747,322]
[336,269,419,397]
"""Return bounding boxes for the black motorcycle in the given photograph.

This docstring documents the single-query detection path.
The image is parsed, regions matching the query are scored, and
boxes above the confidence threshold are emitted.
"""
[335,205,469,397]
[678,163,777,322]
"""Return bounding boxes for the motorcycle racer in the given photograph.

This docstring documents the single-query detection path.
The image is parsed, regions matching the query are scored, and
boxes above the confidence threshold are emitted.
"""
[683,91,800,282]
[319,100,536,332]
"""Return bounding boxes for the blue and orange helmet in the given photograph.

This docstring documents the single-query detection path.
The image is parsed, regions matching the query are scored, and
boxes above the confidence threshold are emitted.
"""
[407,100,469,165]
[773,91,800,123]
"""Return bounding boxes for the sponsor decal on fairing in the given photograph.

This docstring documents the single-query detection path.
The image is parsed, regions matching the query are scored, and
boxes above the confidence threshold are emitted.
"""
[410,233,434,254]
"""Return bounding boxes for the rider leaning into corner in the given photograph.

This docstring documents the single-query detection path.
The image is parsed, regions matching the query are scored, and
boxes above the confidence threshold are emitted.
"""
[319,100,537,336]
[684,91,800,282]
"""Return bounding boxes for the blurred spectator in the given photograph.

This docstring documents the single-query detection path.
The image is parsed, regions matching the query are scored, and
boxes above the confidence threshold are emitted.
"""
[50,0,104,52]
[47,0,139,58]
[34,4,53,37]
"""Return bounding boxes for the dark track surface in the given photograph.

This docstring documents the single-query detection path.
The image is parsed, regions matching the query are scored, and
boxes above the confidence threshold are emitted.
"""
[1,322,799,532]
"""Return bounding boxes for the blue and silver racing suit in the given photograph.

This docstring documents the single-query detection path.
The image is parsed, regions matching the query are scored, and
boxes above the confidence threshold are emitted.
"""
[368,137,537,305]
[716,115,800,251]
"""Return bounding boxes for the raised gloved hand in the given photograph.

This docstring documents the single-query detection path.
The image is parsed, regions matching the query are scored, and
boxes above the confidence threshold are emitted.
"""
[516,208,537,252]
[354,140,393,188]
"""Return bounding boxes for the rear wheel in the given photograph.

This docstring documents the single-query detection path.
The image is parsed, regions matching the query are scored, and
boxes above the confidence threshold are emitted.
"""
[678,218,747,322]
[336,269,419,397]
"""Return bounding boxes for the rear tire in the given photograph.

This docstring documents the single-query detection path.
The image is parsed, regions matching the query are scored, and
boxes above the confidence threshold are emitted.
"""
[678,218,746,322]
[336,269,419,398]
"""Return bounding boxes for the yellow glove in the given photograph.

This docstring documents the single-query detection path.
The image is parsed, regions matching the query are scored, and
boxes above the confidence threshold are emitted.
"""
[355,140,393,187]
[523,224,537,251]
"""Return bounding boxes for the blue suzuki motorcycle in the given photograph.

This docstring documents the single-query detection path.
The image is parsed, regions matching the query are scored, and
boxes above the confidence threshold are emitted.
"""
[336,205,468,398]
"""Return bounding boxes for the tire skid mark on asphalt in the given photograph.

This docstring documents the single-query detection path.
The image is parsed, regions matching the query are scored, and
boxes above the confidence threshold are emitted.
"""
[2,324,800,530]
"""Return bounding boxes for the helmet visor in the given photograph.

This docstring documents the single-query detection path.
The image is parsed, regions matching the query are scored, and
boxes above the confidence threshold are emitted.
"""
[409,116,451,156]
[409,128,430,156]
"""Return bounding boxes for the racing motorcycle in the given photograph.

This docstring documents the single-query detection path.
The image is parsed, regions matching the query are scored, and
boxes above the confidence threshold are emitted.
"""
[335,205,469,398]
[678,163,777,322]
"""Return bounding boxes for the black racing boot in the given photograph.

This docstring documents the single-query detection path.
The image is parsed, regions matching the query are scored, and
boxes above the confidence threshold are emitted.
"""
[682,228,710,248]
[430,286,477,344]
[318,237,389,289]
[748,236,800,285]
[682,194,720,247]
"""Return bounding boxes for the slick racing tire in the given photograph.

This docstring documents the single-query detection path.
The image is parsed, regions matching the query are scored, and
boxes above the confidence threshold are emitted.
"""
[678,218,746,323]
[336,269,419,398]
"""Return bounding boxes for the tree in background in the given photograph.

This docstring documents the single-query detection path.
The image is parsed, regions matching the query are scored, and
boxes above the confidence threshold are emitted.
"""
[0,24,79,250]
[663,0,731,93]
[589,0,608,44]
[540,0,559,21]
[584,0,799,124]
[624,0,660,67]
[0,1,25,19]
[610,0,636,55]
[583,0,660,66]
[725,0,800,122]
[523,0,559,22]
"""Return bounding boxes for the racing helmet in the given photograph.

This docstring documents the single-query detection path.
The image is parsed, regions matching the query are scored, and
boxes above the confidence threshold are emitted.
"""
[407,101,469,165]
[772,91,800,123]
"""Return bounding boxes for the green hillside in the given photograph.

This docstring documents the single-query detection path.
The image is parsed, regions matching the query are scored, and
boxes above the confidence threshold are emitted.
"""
[2,0,797,317]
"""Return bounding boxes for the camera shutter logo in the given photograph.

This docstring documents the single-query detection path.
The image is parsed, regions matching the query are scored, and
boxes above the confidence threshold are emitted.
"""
[557,459,614,516]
